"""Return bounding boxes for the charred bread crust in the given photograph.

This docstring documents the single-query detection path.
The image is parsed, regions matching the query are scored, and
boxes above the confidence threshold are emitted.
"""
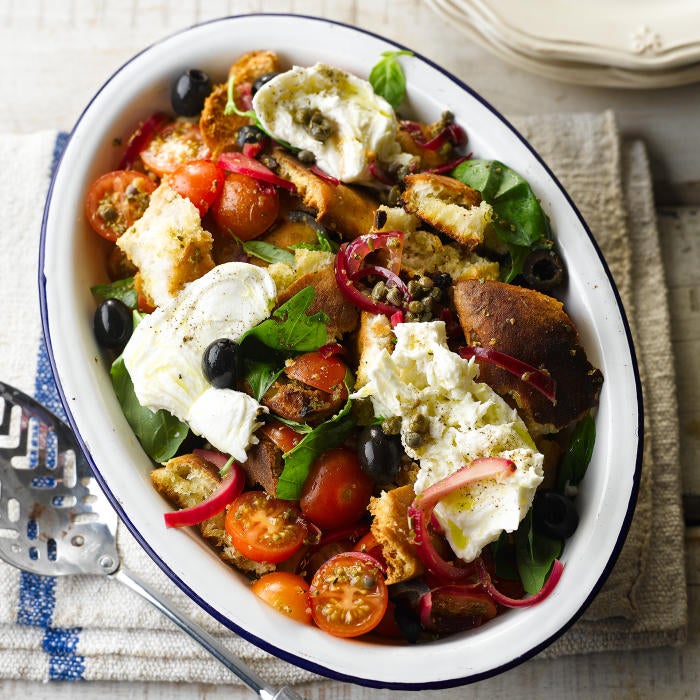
[369,484,424,585]
[401,172,491,250]
[452,279,603,435]
[200,51,282,156]
[261,376,346,426]
[271,149,378,240]
[239,434,284,495]
[276,268,359,340]
[151,454,274,575]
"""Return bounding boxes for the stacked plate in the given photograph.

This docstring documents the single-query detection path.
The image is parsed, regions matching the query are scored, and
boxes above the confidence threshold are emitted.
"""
[427,0,700,88]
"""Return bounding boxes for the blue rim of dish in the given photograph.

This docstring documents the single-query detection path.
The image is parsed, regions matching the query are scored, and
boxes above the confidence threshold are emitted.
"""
[38,12,644,691]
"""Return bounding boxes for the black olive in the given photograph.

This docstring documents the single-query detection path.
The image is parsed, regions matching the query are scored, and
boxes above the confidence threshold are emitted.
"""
[236,124,267,148]
[202,338,241,389]
[394,604,423,644]
[93,298,133,350]
[251,71,281,95]
[357,425,402,484]
[522,248,567,292]
[170,69,213,117]
[532,490,579,540]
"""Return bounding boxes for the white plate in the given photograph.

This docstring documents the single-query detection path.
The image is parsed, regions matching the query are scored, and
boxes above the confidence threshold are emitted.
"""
[428,0,700,87]
[39,14,643,689]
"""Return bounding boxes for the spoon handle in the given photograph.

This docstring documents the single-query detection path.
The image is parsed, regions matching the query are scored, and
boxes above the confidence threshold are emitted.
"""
[112,567,307,700]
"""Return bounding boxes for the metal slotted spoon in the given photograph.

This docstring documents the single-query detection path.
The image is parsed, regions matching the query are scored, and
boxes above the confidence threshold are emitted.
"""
[0,381,305,699]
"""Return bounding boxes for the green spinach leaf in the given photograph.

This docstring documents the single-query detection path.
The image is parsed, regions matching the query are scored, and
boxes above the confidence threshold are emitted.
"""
[110,356,188,462]
[369,50,413,109]
[451,159,551,282]
[556,412,596,493]
[91,277,138,309]
[241,239,296,265]
[515,509,563,595]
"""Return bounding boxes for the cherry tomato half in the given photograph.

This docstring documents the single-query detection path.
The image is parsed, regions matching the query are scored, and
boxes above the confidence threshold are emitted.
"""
[210,172,280,241]
[251,571,312,624]
[258,421,303,454]
[300,447,374,530]
[167,159,225,216]
[225,491,305,564]
[285,351,348,396]
[308,552,388,638]
[139,119,210,175]
[84,170,156,241]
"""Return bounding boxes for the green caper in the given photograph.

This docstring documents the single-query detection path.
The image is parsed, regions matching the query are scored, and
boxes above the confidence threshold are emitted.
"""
[408,300,424,314]
[381,416,402,435]
[297,149,316,164]
[386,287,403,307]
[419,275,434,291]
[405,432,424,448]
[404,311,418,322]
[371,281,388,301]
[407,280,422,297]
[408,414,429,433]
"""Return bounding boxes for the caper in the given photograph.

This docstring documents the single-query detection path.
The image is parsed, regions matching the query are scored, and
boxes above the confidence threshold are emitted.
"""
[407,280,422,297]
[408,300,424,314]
[419,275,434,291]
[408,414,429,433]
[404,432,424,448]
[297,149,316,164]
[381,416,402,435]
[371,281,388,301]
[386,287,403,307]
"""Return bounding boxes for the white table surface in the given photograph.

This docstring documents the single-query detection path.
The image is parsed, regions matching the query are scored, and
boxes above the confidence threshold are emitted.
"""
[2,1,699,698]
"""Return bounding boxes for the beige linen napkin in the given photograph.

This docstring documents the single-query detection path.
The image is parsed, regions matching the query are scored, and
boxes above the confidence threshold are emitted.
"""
[0,111,686,685]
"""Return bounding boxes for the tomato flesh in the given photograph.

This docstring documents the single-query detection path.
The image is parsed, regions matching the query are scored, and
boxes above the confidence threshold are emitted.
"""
[139,119,210,175]
[225,491,305,564]
[258,421,303,454]
[309,552,388,638]
[85,170,156,241]
[211,171,280,241]
[284,351,348,396]
[251,571,312,624]
[168,159,225,216]
[300,447,373,530]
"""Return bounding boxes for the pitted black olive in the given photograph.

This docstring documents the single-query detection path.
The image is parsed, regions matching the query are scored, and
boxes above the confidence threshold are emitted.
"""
[522,248,567,291]
[202,338,241,389]
[236,124,267,148]
[532,490,579,540]
[252,71,281,95]
[170,69,212,117]
[93,298,133,351]
[357,425,402,484]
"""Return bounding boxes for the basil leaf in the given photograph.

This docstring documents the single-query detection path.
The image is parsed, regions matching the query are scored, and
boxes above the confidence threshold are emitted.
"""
[276,388,355,500]
[242,239,296,265]
[556,412,596,493]
[91,277,138,309]
[515,510,563,595]
[491,533,519,581]
[369,50,413,109]
[290,228,339,254]
[239,287,329,401]
[110,356,188,462]
[452,159,551,281]
[241,287,328,355]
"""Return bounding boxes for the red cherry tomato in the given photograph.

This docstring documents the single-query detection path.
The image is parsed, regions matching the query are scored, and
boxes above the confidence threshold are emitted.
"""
[224,491,306,564]
[210,172,280,241]
[167,159,225,216]
[300,447,374,530]
[139,119,210,175]
[308,552,388,638]
[84,170,156,241]
[353,531,386,568]
[258,421,303,454]
[251,572,312,624]
[285,351,348,397]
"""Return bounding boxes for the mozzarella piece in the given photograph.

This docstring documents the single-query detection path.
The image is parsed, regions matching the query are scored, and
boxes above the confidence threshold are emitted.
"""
[122,262,276,458]
[252,63,412,184]
[116,183,214,307]
[352,321,543,562]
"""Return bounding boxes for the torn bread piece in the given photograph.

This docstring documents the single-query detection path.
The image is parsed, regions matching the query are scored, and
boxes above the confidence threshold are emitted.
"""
[369,484,424,585]
[116,183,214,307]
[151,454,274,576]
[453,278,603,435]
[401,172,492,250]
[272,149,378,240]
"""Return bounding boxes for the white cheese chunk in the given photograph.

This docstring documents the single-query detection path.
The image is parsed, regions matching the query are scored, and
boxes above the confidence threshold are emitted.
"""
[252,63,412,185]
[352,321,543,562]
[122,262,276,459]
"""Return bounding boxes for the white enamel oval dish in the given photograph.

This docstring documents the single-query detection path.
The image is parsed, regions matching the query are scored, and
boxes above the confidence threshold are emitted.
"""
[40,14,643,690]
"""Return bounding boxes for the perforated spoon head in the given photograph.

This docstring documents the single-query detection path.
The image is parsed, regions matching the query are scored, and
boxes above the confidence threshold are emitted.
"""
[0,381,120,577]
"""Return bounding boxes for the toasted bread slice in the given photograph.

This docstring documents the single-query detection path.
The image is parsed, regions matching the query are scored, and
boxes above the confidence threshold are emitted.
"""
[354,312,394,390]
[369,484,423,585]
[239,435,284,496]
[271,149,378,240]
[401,172,492,249]
[200,51,282,157]
[151,454,274,576]
[453,279,603,435]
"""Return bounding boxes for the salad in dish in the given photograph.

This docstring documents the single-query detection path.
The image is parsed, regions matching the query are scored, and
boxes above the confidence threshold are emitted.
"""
[86,48,603,642]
